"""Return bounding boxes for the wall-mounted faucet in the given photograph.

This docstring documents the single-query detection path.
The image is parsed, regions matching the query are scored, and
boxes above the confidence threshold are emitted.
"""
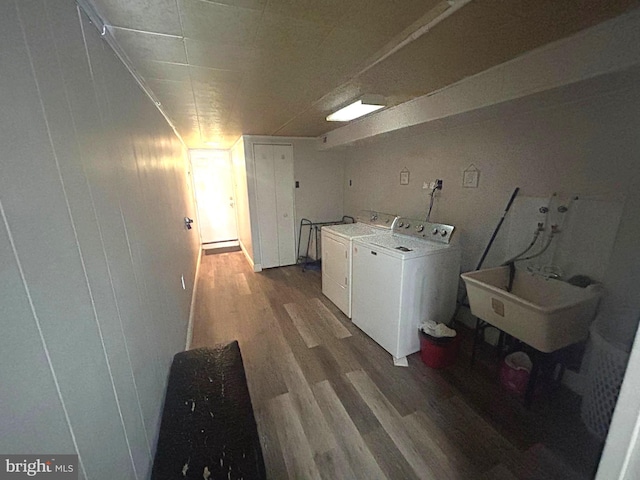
[527,264,563,280]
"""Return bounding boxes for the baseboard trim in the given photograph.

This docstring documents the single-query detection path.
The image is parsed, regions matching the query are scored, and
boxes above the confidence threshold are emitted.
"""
[202,240,240,250]
[185,247,203,350]
[239,240,262,272]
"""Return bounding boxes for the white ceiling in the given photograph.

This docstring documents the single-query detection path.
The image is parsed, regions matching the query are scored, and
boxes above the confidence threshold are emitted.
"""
[85,0,639,149]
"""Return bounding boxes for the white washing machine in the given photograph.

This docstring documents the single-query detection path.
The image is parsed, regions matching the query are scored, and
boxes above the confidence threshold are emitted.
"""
[351,217,461,366]
[321,210,398,318]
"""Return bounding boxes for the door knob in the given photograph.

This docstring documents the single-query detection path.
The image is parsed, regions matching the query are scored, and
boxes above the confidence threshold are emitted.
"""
[184,217,194,229]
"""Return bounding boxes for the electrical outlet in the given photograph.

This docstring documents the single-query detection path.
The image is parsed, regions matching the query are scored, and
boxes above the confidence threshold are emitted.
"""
[425,179,443,190]
[428,179,443,190]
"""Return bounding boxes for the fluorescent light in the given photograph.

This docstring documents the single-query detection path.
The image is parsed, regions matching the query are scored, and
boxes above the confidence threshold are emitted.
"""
[326,96,385,122]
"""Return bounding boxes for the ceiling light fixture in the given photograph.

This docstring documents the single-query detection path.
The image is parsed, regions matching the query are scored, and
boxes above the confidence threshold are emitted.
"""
[326,95,385,122]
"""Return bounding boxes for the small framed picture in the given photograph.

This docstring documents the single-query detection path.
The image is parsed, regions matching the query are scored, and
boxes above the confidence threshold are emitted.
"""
[400,168,410,185]
[463,165,479,188]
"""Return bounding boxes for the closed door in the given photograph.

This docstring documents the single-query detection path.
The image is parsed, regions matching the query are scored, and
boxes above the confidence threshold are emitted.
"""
[352,244,403,356]
[272,145,296,265]
[254,144,296,268]
[190,150,238,244]
[322,233,348,288]
[321,231,350,316]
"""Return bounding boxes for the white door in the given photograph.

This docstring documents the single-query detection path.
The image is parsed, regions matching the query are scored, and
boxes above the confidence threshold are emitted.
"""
[254,145,279,268]
[352,244,403,356]
[253,144,296,268]
[273,145,296,266]
[321,231,350,316]
[190,150,238,244]
[322,234,348,289]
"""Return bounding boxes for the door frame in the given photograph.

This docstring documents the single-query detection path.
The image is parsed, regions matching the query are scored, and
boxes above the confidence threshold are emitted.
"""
[189,148,239,245]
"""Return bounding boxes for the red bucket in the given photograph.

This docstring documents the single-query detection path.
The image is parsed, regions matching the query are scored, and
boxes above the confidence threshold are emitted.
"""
[499,352,532,396]
[420,332,461,369]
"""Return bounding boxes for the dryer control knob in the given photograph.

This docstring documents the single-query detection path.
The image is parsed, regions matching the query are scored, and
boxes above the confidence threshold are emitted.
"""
[404,223,411,229]
[432,228,439,235]
[416,224,424,232]
[397,221,404,228]
[440,229,448,237]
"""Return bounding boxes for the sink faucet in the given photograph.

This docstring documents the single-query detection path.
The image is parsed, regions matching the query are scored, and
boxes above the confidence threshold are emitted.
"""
[527,264,562,280]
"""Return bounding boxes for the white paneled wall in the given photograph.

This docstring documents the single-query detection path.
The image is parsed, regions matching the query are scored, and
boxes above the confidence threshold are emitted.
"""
[231,138,255,268]
[0,1,199,479]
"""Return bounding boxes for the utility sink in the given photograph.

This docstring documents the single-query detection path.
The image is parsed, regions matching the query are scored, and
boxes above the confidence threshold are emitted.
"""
[461,266,601,353]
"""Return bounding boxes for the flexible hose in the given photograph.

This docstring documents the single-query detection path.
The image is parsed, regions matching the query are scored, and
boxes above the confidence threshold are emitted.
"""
[517,231,556,262]
[503,195,553,265]
[504,232,555,292]
[425,185,438,222]
[502,228,541,266]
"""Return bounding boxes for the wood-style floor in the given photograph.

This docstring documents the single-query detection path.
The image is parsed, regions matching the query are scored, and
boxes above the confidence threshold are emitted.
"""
[191,252,603,479]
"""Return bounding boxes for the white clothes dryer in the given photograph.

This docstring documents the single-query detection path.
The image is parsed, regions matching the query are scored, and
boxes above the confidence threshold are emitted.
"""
[351,218,461,365]
[321,210,398,318]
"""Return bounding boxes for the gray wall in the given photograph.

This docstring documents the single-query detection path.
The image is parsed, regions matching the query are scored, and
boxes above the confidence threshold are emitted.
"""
[340,68,640,337]
[231,138,255,265]
[291,138,345,261]
[291,138,345,226]
[0,1,199,479]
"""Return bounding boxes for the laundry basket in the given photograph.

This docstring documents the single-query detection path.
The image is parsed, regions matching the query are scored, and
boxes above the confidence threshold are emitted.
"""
[580,326,630,440]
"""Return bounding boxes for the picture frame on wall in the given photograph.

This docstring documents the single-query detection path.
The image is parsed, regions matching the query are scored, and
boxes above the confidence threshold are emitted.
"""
[463,164,480,188]
[400,167,410,185]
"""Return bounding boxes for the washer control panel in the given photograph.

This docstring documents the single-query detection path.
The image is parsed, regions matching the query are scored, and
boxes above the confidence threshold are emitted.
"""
[393,218,455,244]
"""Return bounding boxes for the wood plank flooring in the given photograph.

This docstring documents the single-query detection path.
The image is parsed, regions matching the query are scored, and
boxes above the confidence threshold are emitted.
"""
[191,252,603,479]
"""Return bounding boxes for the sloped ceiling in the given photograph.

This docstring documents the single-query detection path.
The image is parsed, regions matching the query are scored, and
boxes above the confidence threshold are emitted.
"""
[85,0,639,148]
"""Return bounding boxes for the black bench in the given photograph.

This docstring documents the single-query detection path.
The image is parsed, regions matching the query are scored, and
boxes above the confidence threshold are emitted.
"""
[151,341,266,480]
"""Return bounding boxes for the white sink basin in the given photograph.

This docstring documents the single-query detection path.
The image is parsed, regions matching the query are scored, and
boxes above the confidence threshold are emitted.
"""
[461,266,601,353]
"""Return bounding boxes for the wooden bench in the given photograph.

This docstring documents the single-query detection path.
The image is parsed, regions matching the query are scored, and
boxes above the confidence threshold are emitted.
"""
[151,341,266,480]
